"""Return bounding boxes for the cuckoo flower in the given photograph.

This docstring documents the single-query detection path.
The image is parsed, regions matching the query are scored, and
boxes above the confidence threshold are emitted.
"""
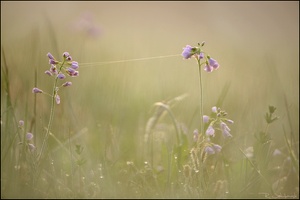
[34,51,80,163]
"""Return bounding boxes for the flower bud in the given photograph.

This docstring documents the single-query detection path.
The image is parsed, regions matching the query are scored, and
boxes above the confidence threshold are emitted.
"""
[19,120,24,127]
[57,73,66,79]
[45,70,53,76]
[63,52,70,58]
[26,133,33,140]
[62,82,72,87]
[47,52,55,60]
[32,87,43,94]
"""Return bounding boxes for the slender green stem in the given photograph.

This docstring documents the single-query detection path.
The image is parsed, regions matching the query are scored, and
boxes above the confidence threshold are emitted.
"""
[37,61,65,163]
[197,58,204,136]
[37,78,58,162]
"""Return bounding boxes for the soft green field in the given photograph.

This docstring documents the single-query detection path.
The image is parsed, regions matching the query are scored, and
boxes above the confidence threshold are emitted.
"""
[1,1,299,198]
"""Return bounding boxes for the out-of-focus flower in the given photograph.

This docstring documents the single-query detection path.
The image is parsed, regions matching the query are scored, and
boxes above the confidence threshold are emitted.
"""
[55,94,60,105]
[26,132,33,140]
[203,115,210,123]
[193,129,199,142]
[212,106,218,113]
[72,12,102,38]
[19,120,24,127]
[206,126,215,137]
[245,146,254,158]
[220,122,232,138]
[273,149,282,156]
[28,143,36,152]
[205,143,222,155]
[32,87,43,94]
[212,144,222,153]
[205,146,215,155]
[226,119,234,124]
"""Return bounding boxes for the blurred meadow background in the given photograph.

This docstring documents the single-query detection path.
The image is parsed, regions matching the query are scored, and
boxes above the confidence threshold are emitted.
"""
[1,1,299,198]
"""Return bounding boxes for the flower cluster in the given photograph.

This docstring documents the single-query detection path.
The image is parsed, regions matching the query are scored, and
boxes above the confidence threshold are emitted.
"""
[32,52,79,104]
[203,106,234,138]
[181,42,220,73]
[204,143,222,155]
[72,12,101,38]
[193,106,234,155]
[18,120,36,152]
[26,132,36,152]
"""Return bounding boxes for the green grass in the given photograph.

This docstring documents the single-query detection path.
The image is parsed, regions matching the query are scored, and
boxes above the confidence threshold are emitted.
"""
[1,2,299,198]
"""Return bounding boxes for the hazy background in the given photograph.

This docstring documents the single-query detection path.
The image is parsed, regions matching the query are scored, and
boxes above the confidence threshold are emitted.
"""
[1,1,299,158]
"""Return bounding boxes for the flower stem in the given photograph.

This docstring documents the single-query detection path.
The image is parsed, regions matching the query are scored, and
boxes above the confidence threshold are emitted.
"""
[37,62,64,163]
[37,78,58,162]
[197,58,204,136]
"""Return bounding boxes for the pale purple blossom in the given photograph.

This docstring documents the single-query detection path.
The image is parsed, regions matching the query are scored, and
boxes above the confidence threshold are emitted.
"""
[199,52,204,59]
[226,119,234,124]
[66,67,76,75]
[72,12,102,38]
[63,52,72,61]
[205,146,215,155]
[212,106,217,113]
[49,59,58,65]
[26,133,33,140]
[220,122,232,138]
[70,61,79,69]
[45,70,53,76]
[193,129,199,142]
[203,115,210,123]
[208,57,220,70]
[220,122,231,132]
[63,52,70,58]
[87,26,101,37]
[273,149,282,156]
[62,82,72,87]
[182,45,194,59]
[32,87,43,94]
[19,120,24,127]
[55,95,60,105]
[204,64,213,72]
[57,73,66,79]
[50,65,58,74]
[72,71,79,77]
[205,144,222,155]
[66,68,79,77]
[212,144,222,153]
[66,55,72,61]
[206,126,215,137]
[47,52,55,60]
